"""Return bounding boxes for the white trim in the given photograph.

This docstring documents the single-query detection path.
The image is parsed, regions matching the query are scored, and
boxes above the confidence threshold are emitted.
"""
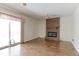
[71,38,79,53]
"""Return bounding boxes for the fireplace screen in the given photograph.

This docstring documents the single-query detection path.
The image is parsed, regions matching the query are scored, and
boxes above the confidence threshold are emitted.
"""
[48,32,57,37]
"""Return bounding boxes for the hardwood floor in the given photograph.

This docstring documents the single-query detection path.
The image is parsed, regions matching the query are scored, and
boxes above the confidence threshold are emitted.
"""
[0,38,78,56]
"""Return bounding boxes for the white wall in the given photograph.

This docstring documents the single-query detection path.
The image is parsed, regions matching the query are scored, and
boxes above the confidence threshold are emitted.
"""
[24,18,46,41]
[60,16,72,42]
[24,18,46,42]
[24,17,39,42]
[72,5,79,53]
[37,19,46,38]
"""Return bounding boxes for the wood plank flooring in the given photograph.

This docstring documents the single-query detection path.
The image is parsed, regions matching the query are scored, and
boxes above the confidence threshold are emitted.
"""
[0,38,78,56]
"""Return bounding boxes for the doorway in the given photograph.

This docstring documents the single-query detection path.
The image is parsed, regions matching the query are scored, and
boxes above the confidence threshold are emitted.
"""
[0,18,21,49]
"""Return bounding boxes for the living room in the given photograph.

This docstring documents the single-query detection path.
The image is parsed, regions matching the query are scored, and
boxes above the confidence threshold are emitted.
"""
[0,3,79,56]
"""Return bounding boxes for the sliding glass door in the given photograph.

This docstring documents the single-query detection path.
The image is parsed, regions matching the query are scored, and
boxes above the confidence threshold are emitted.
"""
[10,20,21,45]
[0,19,9,47]
[0,18,21,48]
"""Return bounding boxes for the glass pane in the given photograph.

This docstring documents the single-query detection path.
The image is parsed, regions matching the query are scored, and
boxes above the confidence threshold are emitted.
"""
[10,20,21,44]
[0,19,9,47]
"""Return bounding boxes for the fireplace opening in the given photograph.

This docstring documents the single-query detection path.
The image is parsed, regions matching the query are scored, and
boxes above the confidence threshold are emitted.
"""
[48,32,57,37]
